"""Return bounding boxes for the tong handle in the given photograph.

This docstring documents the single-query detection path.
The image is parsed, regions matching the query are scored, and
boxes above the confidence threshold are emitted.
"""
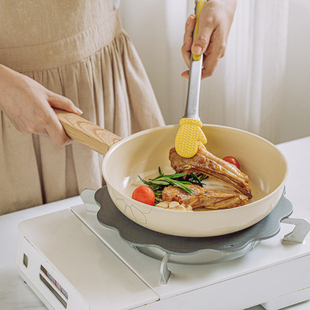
[193,0,205,61]
[183,0,206,119]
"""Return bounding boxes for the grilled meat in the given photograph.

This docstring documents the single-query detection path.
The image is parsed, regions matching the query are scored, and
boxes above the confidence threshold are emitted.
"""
[162,184,248,210]
[169,145,252,199]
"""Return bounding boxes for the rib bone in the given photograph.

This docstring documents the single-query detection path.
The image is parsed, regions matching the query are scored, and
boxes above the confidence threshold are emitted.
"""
[169,145,252,199]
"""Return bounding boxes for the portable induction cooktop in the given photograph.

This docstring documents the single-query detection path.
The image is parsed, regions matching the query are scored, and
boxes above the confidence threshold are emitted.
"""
[16,186,310,310]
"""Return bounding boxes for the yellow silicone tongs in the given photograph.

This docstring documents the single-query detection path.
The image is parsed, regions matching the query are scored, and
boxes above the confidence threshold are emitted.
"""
[175,0,207,158]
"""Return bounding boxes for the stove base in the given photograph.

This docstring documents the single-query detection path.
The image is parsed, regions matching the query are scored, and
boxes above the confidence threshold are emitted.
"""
[16,205,310,310]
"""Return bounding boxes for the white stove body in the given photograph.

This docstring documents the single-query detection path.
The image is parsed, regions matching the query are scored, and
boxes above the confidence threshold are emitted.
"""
[16,200,310,310]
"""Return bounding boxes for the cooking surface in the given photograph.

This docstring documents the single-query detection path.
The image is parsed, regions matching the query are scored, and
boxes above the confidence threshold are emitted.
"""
[1,136,310,310]
[109,125,286,205]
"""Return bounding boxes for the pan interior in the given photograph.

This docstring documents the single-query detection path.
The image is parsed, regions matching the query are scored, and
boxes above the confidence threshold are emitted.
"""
[103,125,288,208]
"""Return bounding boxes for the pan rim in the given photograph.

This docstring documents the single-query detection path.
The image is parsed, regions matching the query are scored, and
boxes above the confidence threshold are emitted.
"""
[102,124,289,214]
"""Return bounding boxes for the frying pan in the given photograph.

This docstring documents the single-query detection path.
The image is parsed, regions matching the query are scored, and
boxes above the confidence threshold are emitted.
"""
[56,110,288,237]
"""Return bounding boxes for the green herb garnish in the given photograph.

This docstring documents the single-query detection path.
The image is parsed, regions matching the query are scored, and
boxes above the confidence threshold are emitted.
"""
[138,167,208,203]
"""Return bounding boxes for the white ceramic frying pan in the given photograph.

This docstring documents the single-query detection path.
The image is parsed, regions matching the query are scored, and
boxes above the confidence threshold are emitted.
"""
[56,110,288,237]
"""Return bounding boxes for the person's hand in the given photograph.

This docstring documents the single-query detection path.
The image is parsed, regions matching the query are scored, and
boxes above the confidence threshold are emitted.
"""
[181,0,237,79]
[0,64,83,145]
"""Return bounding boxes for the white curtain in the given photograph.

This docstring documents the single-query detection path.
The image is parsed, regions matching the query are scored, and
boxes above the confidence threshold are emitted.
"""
[223,0,289,143]
[120,0,289,143]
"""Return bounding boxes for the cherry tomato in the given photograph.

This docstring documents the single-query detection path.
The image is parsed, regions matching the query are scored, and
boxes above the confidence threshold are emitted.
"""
[223,156,241,170]
[132,186,155,205]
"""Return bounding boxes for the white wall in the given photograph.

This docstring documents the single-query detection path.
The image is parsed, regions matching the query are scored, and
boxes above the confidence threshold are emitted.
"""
[120,0,310,144]
[278,0,310,143]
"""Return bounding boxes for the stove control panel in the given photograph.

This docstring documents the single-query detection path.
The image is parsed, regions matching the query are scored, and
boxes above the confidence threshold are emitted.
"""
[17,233,89,310]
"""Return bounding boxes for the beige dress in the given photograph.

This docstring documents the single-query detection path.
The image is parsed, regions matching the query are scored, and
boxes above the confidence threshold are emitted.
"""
[0,0,165,215]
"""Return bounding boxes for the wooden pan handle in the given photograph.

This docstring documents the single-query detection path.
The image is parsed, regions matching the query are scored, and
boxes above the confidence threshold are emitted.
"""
[55,109,122,155]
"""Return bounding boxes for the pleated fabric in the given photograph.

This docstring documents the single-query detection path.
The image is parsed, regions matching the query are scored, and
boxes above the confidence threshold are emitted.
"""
[0,1,165,214]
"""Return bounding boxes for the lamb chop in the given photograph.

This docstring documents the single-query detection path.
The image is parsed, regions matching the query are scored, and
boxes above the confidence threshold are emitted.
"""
[169,145,252,199]
[162,184,248,210]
